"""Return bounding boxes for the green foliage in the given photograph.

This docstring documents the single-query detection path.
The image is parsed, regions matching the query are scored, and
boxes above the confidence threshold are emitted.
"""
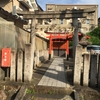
[86,26,100,45]
[26,89,31,94]
[81,95,84,100]
[69,41,73,46]
[26,88,35,95]
[31,95,34,99]
[31,90,35,95]
[48,91,52,95]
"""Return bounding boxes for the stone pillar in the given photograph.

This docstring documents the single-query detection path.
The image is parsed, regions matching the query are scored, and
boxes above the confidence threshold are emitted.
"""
[73,45,82,85]
[72,17,78,59]
[90,54,97,87]
[17,49,23,82]
[98,55,100,88]
[83,53,90,86]
[24,44,33,82]
[30,18,36,74]
[10,50,16,81]
[0,67,5,80]
[0,50,5,80]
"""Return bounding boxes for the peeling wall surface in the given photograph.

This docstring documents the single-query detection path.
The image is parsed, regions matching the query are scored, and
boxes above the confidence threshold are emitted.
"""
[0,17,30,49]
[0,17,48,51]
[35,36,48,51]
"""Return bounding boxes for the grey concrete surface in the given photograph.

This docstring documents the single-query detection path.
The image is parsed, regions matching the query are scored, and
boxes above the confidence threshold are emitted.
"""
[38,57,67,87]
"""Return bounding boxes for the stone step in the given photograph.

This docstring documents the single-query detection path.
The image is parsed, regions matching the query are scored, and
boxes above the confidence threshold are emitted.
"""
[34,94,74,100]
[33,86,73,95]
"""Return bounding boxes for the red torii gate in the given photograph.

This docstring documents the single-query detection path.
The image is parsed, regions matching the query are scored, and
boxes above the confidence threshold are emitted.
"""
[46,32,89,59]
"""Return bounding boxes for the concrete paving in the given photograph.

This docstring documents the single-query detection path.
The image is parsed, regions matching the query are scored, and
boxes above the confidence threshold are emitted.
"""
[38,57,67,87]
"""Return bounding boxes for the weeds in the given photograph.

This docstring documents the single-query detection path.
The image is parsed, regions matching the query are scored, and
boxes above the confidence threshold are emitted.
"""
[81,95,84,100]
[26,88,35,95]
[48,91,52,95]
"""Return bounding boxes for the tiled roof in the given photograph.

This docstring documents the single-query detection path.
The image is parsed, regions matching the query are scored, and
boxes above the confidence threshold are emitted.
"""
[0,7,28,25]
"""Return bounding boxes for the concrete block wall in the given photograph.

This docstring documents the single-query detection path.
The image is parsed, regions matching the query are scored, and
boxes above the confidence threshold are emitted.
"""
[34,36,49,68]
[34,50,49,68]
[0,21,30,49]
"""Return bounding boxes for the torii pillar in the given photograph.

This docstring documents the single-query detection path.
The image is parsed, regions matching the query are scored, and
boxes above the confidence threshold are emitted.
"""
[72,17,79,60]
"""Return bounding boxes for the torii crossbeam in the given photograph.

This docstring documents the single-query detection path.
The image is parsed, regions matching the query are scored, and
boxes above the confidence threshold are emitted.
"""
[17,8,95,59]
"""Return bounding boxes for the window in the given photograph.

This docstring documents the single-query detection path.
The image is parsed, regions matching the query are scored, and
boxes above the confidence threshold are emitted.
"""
[60,19,63,24]
[48,8,52,11]
[86,19,90,24]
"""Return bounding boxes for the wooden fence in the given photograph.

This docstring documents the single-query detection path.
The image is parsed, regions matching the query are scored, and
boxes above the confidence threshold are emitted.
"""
[0,44,49,82]
[74,44,100,88]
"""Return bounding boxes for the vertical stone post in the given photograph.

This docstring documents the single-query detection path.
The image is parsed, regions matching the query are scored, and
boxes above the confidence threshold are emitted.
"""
[0,50,5,80]
[73,44,82,85]
[98,54,100,88]
[10,50,16,81]
[24,44,33,82]
[72,17,78,60]
[0,67,5,80]
[30,18,36,75]
[17,49,23,82]
[83,53,90,86]
[90,54,97,87]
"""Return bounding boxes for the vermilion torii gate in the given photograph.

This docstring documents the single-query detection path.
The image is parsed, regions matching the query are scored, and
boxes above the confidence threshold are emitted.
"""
[45,31,90,59]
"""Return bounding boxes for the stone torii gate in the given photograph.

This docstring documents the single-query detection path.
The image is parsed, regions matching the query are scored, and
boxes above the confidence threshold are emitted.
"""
[17,8,95,63]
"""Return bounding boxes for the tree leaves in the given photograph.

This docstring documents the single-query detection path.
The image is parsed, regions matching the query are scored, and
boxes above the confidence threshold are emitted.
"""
[86,26,100,45]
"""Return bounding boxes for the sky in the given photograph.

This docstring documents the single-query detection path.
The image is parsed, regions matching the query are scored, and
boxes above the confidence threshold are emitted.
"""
[37,0,100,17]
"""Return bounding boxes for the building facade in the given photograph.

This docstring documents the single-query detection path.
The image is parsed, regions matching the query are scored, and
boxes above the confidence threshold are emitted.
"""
[46,4,98,34]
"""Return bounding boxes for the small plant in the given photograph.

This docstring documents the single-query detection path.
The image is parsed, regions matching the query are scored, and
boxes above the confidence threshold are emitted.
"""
[31,90,35,95]
[48,91,52,95]
[81,95,84,100]
[26,89,31,94]
[26,88,35,95]
[31,95,34,99]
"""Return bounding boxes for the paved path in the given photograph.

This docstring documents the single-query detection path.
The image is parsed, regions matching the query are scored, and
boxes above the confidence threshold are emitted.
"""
[38,58,66,87]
